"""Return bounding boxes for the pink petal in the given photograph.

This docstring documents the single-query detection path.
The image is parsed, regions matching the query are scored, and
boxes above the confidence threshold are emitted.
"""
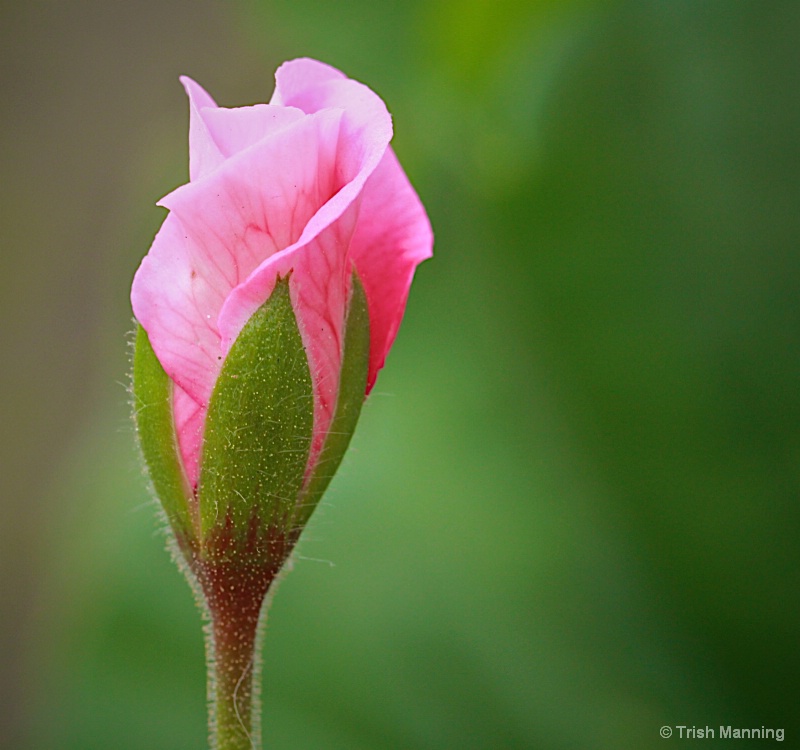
[199,104,307,160]
[172,383,205,489]
[132,108,347,484]
[271,59,347,105]
[272,58,432,390]
[182,75,308,181]
[180,76,225,182]
[350,147,433,390]
[131,212,222,408]
[271,60,393,194]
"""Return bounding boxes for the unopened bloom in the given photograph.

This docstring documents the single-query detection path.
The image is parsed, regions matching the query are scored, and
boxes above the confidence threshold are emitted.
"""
[132,58,431,559]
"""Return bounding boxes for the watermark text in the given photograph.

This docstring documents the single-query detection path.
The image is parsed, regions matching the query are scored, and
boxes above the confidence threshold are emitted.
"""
[659,725,784,741]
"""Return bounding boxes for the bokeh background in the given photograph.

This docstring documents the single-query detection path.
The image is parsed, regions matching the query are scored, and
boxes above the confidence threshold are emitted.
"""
[2,0,799,748]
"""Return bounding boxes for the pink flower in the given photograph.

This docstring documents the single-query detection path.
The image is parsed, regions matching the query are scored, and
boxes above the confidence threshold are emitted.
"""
[131,58,432,490]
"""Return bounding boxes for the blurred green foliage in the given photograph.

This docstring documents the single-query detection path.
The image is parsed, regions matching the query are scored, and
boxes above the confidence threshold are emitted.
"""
[2,0,799,748]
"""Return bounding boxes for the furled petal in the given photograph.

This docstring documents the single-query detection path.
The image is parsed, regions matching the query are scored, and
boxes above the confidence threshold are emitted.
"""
[200,104,306,160]
[182,75,308,182]
[270,58,433,390]
[271,59,393,197]
[131,212,222,409]
[181,76,225,182]
[270,58,346,106]
[172,383,204,484]
[350,148,433,390]
[132,107,346,484]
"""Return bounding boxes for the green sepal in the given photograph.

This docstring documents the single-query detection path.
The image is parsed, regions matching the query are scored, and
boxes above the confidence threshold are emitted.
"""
[292,271,370,529]
[197,276,314,558]
[132,325,195,542]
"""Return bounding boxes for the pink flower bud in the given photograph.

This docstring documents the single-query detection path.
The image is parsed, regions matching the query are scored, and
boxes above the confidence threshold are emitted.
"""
[131,58,432,531]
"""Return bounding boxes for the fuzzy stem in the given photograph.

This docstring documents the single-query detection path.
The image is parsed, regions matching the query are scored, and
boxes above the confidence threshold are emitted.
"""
[201,562,273,750]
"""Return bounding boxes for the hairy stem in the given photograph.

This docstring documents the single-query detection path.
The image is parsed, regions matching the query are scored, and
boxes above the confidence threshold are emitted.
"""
[200,562,274,750]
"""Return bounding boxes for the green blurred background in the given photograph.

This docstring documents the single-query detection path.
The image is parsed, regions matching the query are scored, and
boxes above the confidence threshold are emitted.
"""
[2,0,799,748]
